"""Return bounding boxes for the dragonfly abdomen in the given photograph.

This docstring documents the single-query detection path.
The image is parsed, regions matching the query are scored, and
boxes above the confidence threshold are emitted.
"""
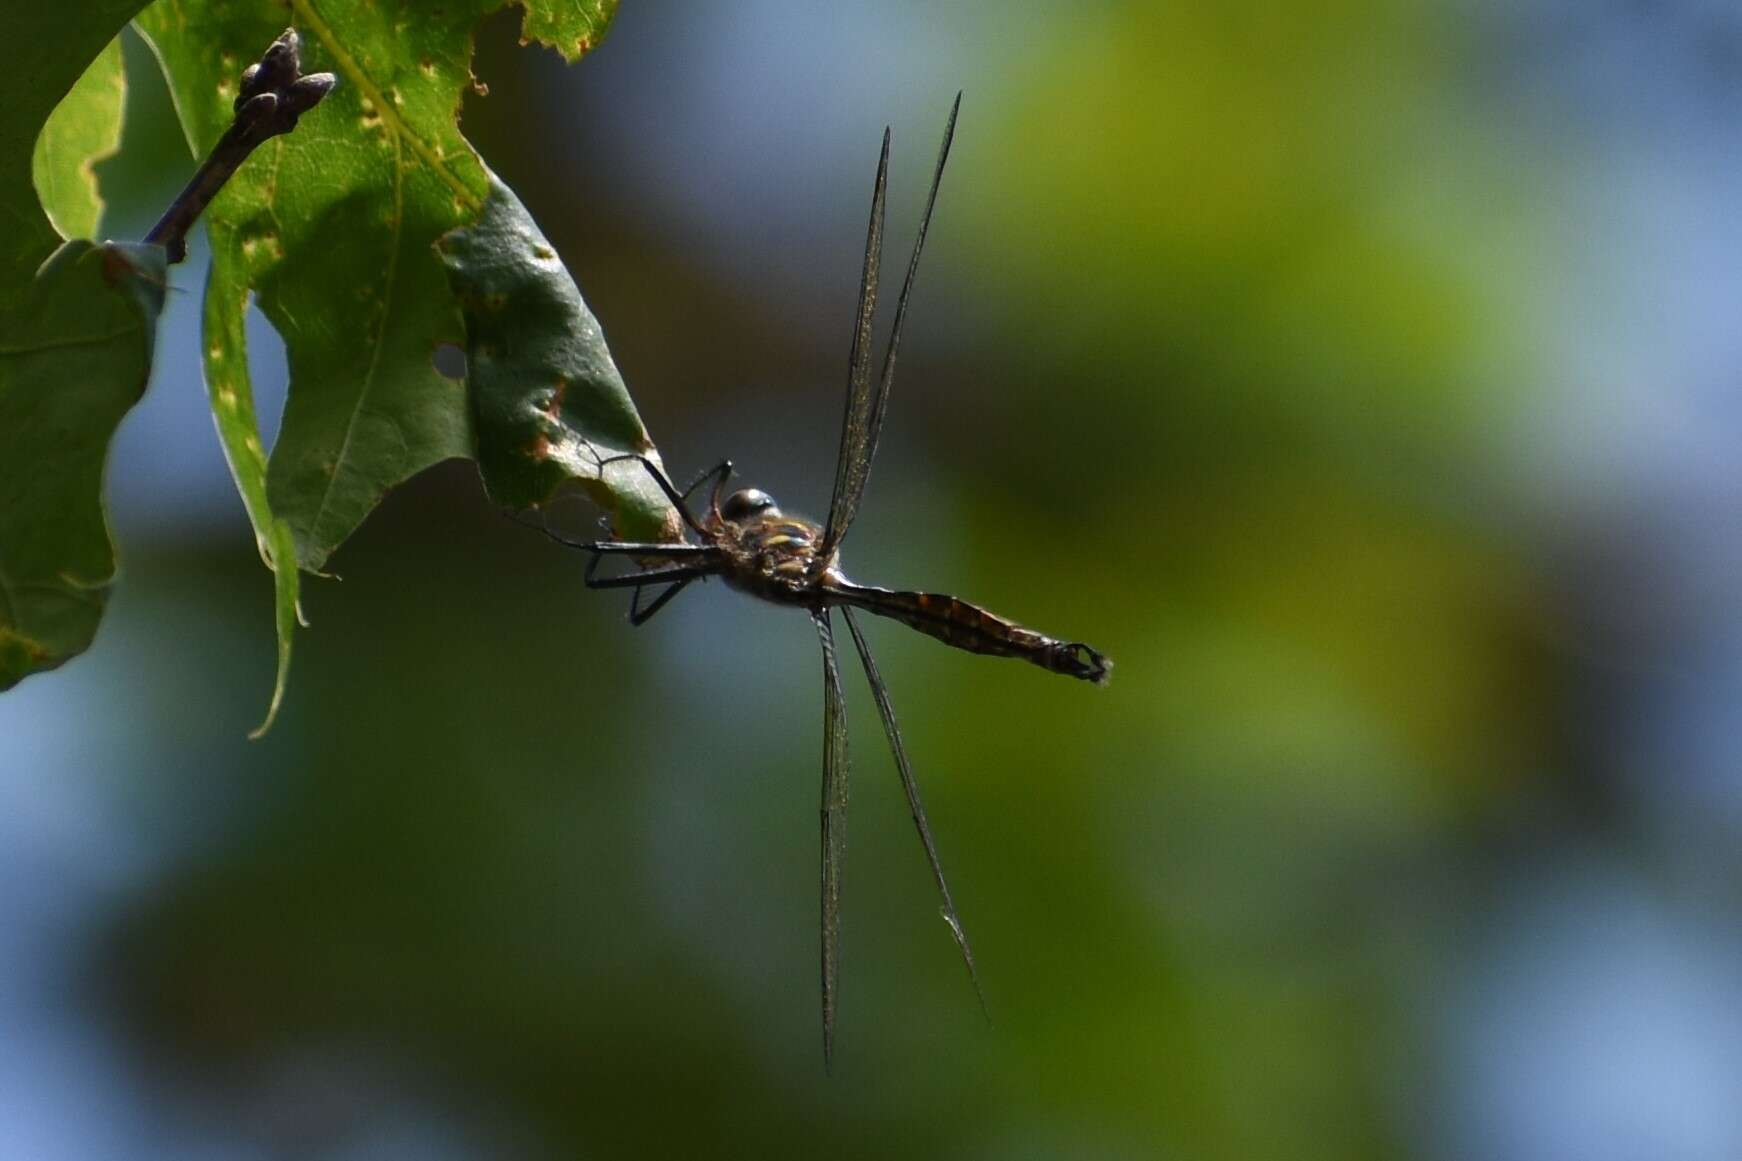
[826,582,1112,685]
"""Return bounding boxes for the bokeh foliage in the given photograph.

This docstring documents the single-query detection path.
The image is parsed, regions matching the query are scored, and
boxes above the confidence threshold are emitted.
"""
[43,1,1570,1158]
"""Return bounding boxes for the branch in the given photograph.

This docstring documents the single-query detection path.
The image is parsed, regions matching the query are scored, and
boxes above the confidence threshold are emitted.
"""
[144,27,336,263]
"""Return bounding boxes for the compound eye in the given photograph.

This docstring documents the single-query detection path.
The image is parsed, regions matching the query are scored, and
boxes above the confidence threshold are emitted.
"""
[721,487,777,522]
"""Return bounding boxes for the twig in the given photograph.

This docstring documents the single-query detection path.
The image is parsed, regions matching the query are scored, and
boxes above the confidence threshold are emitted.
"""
[144,28,337,263]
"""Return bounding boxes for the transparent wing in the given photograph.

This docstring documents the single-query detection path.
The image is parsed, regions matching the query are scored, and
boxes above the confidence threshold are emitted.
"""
[821,93,962,556]
[822,129,889,553]
[840,607,987,1018]
[811,607,851,1071]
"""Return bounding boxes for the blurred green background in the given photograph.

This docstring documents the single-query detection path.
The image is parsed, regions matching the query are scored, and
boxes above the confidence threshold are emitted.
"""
[10,1,1742,1158]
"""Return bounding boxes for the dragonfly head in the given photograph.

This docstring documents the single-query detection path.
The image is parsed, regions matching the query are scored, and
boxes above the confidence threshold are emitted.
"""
[721,487,780,523]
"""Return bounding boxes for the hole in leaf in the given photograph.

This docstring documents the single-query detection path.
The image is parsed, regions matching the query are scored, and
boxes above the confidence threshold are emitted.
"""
[433,343,468,380]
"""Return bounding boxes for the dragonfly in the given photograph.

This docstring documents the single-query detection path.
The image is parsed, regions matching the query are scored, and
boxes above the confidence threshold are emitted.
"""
[566,94,1111,1067]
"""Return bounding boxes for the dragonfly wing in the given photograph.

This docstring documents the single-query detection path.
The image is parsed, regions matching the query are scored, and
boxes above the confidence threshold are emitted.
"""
[822,130,889,554]
[840,607,987,1019]
[811,607,851,1071]
[821,93,963,557]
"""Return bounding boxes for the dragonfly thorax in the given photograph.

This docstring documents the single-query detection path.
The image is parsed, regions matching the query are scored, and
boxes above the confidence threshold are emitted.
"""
[716,503,837,602]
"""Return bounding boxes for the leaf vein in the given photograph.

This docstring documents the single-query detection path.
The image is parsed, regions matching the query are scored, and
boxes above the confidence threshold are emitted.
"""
[288,0,479,209]
[304,127,406,542]
[0,325,140,357]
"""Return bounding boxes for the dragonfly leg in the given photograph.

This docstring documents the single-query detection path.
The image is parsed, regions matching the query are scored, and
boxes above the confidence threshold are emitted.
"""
[510,504,708,556]
[583,560,718,591]
[597,453,711,537]
[678,459,733,509]
[583,541,715,557]
[505,505,595,550]
[628,577,696,626]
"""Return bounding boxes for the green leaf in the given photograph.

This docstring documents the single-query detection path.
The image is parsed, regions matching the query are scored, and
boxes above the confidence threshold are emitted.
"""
[32,37,127,242]
[0,241,167,688]
[134,0,638,571]
[438,174,681,541]
[0,3,159,689]
[201,254,299,737]
[136,0,654,731]
[0,2,148,287]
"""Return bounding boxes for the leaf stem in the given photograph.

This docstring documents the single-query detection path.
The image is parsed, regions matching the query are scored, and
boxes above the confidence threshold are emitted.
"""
[143,27,336,264]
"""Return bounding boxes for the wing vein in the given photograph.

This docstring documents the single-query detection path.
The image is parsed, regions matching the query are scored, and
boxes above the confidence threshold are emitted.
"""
[821,94,962,556]
[822,130,890,550]
[841,606,987,1019]
[811,608,851,1072]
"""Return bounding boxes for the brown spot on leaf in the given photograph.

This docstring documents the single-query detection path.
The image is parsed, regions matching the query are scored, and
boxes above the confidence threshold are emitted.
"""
[543,376,569,420]
[98,246,134,287]
[0,626,51,665]
[527,433,553,461]
[657,508,684,543]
